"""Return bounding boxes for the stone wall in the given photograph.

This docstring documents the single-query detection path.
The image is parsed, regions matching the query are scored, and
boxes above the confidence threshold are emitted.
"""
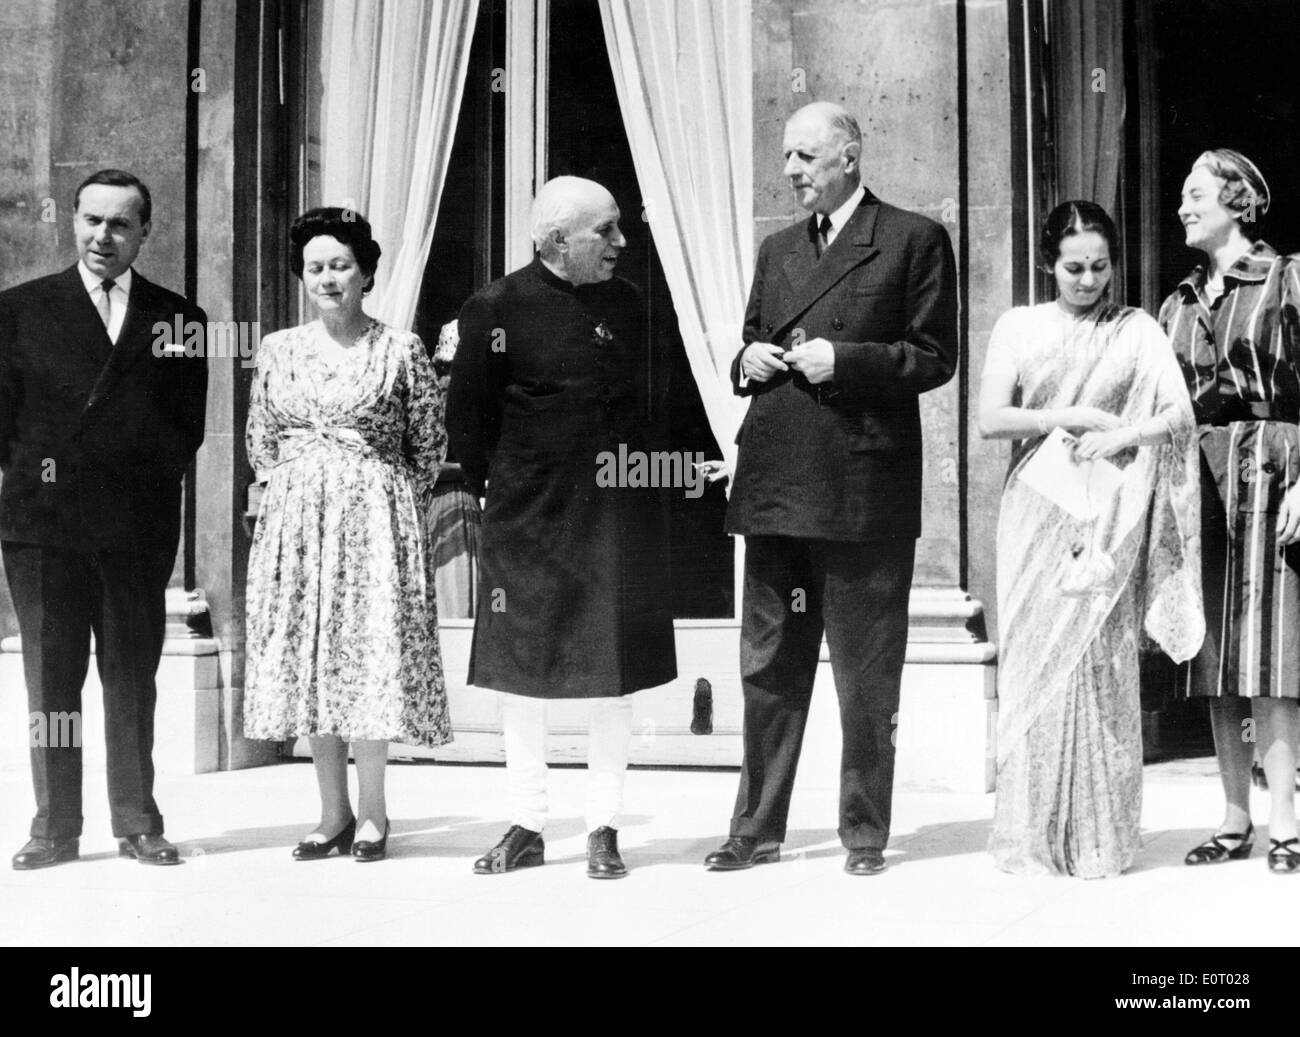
[962,0,1016,640]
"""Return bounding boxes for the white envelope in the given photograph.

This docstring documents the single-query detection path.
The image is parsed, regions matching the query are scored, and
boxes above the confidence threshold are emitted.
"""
[1018,426,1126,521]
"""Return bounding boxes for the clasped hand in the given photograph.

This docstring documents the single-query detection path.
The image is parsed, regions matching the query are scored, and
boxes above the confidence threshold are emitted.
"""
[742,338,835,385]
[1073,428,1137,461]
[1062,406,1132,461]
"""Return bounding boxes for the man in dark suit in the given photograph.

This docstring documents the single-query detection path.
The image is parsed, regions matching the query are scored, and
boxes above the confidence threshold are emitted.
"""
[0,169,208,868]
[704,103,958,875]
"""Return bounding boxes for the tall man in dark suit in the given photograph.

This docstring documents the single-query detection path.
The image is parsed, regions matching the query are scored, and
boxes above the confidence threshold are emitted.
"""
[0,169,208,868]
[704,103,958,876]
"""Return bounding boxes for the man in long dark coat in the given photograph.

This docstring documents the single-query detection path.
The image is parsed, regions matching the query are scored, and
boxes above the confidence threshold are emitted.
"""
[703,102,958,876]
[447,176,676,880]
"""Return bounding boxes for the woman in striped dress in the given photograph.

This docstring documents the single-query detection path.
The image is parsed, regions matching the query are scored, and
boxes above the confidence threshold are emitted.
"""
[1161,149,1300,874]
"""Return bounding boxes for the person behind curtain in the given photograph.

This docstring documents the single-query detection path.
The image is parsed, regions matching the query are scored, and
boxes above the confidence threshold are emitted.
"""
[243,207,451,863]
[979,200,1203,878]
[423,319,481,618]
[446,176,676,881]
[1160,150,1300,874]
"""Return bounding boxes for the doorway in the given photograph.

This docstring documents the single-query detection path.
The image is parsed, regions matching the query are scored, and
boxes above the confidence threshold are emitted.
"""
[288,0,748,766]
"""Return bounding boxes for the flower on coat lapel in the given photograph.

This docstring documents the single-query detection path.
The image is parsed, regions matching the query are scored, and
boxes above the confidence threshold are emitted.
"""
[592,321,614,345]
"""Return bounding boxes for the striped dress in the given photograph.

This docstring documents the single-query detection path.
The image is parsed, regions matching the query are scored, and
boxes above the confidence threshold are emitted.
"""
[1159,241,1300,698]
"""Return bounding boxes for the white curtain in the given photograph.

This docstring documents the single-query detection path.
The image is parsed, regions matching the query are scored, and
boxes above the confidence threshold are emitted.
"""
[317,0,480,330]
[598,0,753,473]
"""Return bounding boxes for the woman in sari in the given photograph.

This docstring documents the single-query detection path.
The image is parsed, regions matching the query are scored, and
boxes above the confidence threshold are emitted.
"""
[1161,150,1300,874]
[979,201,1203,877]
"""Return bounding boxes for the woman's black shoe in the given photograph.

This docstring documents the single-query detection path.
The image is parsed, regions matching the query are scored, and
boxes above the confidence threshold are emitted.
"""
[1267,837,1300,874]
[292,818,356,861]
[352,819,390,863]
[1184,823,1254,865]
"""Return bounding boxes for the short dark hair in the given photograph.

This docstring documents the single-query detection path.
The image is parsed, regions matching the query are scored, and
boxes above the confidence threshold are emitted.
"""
[74,169,152,226]
[1039,200,1119,270]
[289,207,383,292]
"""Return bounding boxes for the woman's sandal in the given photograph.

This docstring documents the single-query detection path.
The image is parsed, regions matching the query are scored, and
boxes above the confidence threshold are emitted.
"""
[1184,823,1255,865]
[1267,837,1300,874]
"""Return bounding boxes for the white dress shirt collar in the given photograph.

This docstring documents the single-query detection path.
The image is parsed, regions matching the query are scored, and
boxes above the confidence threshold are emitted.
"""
[821,182,867,247]
[78,261,133,299]
[78,262,132,343]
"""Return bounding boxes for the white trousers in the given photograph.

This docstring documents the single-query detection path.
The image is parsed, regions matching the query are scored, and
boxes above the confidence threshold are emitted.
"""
[501,693,634,834]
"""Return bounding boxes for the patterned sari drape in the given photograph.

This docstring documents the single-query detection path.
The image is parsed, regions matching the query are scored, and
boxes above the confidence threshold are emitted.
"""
[996,307,1204,761]
[990,304,1204,876]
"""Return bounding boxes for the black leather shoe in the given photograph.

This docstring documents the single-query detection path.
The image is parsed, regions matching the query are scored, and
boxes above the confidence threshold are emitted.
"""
[473,825,545,874]
[12,837,79,871]
[845,848,887,875]
[352,820,390,863]
[117,833,181,866]
[587,826,628,879]
[704,835,780,870]
[292,818,356,860]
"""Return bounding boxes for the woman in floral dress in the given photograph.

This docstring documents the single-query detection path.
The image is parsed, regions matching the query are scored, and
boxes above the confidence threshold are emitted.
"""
[244,207,450,862]
[979,201,1203,877]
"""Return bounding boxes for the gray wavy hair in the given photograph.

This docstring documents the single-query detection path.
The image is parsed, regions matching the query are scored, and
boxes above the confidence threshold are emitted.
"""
[1193,149,1271,226]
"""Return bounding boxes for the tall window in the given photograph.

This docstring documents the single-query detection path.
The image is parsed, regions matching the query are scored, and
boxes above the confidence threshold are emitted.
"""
[413,0,507,342]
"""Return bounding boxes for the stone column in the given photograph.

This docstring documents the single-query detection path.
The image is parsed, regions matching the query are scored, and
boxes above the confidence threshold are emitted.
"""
[0,0,61,642]
[191,0,276,770]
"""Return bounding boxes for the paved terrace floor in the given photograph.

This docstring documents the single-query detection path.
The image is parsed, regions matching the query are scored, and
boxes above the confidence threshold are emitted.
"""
[1,754,1297,946]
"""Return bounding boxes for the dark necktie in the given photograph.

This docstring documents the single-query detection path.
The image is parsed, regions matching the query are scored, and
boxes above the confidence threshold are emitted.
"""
[96,278,116,335]
[817,214,833,258]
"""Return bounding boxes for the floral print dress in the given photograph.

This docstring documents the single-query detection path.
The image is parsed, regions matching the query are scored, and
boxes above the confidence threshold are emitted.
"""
[243,319,452,748]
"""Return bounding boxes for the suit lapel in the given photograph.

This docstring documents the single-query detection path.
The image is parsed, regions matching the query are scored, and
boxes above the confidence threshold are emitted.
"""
[44,266,115,367]
[86,272,164,411]
[770,198,882,337]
